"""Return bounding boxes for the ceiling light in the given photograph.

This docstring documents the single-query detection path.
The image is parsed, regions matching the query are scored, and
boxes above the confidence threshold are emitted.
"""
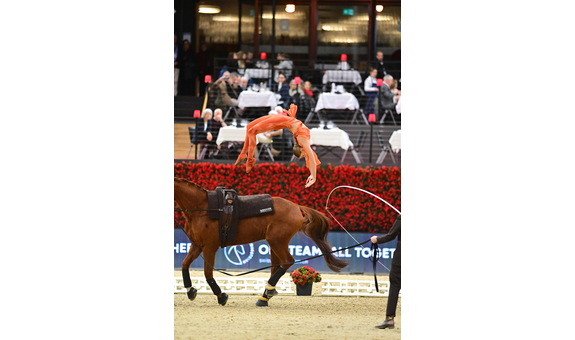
[199,5,221,14]
[376,5,384,12]
[285,4,295,13]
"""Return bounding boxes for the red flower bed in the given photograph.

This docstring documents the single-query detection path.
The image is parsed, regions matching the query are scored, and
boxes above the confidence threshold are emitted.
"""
[174,162,401,233]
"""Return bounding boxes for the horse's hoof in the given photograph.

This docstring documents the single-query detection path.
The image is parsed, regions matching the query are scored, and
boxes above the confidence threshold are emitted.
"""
[218,293,229,306]
[187,287,198,301]
[255,298,269,307]
[265,289,278,297]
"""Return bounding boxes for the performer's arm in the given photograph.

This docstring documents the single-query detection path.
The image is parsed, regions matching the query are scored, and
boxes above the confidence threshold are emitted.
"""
[297,137,317,188]
[371,216,401,244]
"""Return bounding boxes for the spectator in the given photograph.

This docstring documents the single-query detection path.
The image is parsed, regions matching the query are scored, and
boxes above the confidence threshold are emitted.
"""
[364,67,379,114]
[237,51,246,75]
[213,72,240,108]
[245,52,255,69]
[208,71,225,110]
[178,40,198,96]
[274,53,293,82]
[380,75,398,110]
[371,51,387,79]
[239,76,249,91]
[210,108,228,158]
[274,73,290,108]
[196,108,214,156]
[197,43,213,97]
[226,52,239,73]
[174,34,180,96]
[286,80,313,114]
[302,81,316,107]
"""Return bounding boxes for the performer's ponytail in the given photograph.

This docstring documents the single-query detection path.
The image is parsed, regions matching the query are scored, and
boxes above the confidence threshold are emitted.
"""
[292,144,302,158]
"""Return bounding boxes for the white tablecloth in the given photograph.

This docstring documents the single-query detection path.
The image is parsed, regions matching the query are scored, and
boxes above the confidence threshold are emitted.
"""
[322,70,363,85]
[244,68,272,79]
[215,126,253,145]
[314,93,360,111]
[237,91,277,109]
[310,128,353,150]
[389,130,401,151]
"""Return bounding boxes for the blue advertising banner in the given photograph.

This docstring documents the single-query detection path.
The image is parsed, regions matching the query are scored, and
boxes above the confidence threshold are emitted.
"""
[174,230,397,275]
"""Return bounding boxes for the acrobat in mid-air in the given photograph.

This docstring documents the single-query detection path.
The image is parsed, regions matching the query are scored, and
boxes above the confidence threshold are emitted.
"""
[234,104,320,188]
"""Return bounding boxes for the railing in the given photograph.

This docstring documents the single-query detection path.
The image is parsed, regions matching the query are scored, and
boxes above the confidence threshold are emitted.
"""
[211,57,401,91]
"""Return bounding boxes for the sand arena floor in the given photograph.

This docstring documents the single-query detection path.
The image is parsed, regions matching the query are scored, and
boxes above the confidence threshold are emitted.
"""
[174,270,401,340]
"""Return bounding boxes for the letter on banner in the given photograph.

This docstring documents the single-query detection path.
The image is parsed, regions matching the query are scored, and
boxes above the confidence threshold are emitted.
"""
[302,246,311,256]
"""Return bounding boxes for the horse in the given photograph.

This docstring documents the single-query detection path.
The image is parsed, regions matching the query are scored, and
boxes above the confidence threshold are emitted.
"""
[174,177,348,307]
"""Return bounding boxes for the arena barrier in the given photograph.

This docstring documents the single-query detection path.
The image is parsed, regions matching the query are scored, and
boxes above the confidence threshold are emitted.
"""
[174,277,399,297]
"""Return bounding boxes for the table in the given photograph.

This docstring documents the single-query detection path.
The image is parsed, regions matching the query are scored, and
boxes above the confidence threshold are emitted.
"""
[322,70,363,85]
[216,126,274,160]
[237,91,277,109]
[306,92,367,126]
[314,93,359,111]
[389,130,401,151]
[244,68,272,79]
[291,128,361,163]
[215,126,249,146]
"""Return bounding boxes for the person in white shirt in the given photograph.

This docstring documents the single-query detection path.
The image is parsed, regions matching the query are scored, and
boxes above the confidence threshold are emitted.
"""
[364,67,379,114]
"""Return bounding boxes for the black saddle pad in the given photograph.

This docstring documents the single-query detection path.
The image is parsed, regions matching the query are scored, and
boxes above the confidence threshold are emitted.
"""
[206,187,275,245]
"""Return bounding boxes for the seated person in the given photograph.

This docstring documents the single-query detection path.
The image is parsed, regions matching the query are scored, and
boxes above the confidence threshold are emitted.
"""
[213,72,241,108]
[196,108,214,156]
[274,73,290,108]
[381,74,398,111]
[245,52,255,69]
[239,76,250,91]
[286,80,313,115]
[364,67,379,114]
[273,53,294,82]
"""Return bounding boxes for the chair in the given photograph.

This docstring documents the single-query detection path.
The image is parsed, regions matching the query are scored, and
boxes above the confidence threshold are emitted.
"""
[186,127,210,160]
[222,105,239,121]
[256,134,274,161]
[341,130,368,163]
[379,107,398,126]
[375,130,400,164]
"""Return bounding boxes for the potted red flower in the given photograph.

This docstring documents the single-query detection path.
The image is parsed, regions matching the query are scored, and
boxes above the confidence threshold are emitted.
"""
[290,266,322,296]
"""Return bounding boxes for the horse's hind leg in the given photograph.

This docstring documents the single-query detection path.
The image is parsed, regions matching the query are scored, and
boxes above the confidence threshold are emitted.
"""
[182,244,202,301]
[203,245,229,306]
[256,242,294,307]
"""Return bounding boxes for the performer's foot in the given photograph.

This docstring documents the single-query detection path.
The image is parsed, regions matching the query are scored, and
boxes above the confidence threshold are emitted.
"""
[234,156,247,166]
[375,317,394,329]
[245,159,256,173]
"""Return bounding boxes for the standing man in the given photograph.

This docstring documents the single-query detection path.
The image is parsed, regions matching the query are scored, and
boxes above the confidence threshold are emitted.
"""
[371,51,387,79]
[197,43,213,97]
[174,34,180,96]
[371,215,401,329]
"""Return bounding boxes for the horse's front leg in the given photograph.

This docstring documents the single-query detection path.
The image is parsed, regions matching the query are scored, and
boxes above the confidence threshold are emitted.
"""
[182,243,203,301]
[203,245,228,306]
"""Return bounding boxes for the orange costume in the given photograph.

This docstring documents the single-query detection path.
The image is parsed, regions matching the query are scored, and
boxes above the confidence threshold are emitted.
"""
[235,104,321,173]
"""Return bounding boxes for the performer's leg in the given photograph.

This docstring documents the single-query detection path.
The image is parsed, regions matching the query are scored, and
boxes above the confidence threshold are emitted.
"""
[386,265,401,318]
[245,127,258,173]
[234,132,251,165]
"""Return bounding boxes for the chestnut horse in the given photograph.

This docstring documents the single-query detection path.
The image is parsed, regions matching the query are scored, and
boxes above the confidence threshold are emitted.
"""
[174,177,348,307]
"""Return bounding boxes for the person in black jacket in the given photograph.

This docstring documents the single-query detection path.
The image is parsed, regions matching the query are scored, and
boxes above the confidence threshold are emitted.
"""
[371,215,401,329]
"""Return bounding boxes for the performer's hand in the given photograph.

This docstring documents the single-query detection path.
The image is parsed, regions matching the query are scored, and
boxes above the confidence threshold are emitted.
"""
[371,236,378,243]
[305,175,316,188]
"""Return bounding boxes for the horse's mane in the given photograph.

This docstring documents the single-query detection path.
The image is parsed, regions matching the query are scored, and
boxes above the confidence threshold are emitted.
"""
[174,177,208,192]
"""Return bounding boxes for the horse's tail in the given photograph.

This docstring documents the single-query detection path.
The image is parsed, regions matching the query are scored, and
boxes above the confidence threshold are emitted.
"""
[299,205,348,273]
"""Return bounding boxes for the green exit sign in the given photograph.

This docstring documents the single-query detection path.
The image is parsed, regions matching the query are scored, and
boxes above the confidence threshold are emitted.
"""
[343,8,354,15]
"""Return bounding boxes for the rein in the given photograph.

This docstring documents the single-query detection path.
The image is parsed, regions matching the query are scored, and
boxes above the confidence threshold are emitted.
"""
[174,219,372,277]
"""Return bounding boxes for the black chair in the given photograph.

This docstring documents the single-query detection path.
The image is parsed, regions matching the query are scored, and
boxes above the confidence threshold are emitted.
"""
[379,107,398,126]
[341,130,368,163]
[375,131,397,164]
[186,127,210,160]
